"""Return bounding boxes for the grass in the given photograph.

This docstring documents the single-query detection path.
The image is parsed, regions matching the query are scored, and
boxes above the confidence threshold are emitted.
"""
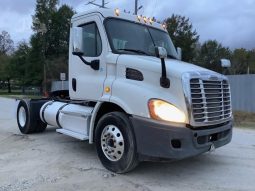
[233,111,255,129]
[0,91,42,99]
[0,94,42,99]
[0,90,23,94]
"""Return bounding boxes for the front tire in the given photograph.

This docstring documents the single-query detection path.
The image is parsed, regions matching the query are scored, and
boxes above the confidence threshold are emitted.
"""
[95,112,139,173]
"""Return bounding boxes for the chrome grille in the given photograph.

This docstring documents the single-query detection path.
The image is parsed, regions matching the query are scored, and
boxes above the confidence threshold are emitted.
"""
[190,78,232,123]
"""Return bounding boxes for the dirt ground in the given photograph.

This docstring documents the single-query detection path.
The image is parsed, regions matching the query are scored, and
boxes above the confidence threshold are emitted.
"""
[0,97,254,191]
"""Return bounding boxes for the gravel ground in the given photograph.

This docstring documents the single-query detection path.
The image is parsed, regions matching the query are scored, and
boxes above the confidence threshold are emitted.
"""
[0,97,254,191]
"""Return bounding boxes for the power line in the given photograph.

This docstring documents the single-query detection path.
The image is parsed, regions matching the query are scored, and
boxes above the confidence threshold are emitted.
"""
[86,0,109,8]
[134,0,143,15]
[86,0,143,14]
[135,0,138,14]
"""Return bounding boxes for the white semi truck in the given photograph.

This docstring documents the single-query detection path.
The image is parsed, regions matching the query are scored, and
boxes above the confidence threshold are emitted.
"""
[16,8,233,173]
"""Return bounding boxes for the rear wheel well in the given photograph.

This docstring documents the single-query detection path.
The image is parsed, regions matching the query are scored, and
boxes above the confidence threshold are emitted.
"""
[93,102,126,140]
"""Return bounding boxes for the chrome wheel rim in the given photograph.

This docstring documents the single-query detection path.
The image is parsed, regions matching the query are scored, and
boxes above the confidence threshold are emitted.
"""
[18,107,26,128]
[101,125,125,162]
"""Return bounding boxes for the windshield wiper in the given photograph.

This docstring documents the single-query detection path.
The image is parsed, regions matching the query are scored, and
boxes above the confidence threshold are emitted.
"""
[117,48,150,56]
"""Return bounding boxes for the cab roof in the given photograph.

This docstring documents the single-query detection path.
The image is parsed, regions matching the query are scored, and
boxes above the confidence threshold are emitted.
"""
[72,8,167,32]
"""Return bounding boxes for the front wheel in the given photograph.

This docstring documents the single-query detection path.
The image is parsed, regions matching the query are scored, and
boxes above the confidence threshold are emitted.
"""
[95,112,139,173]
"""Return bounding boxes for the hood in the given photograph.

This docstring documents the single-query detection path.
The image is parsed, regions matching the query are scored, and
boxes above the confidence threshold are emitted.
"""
[117,55,216,78]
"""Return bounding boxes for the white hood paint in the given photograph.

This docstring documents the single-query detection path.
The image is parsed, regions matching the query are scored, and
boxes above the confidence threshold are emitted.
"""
[118,55,216,78]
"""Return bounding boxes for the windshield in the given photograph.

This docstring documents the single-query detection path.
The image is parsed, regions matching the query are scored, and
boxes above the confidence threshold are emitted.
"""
[105,18,178,59]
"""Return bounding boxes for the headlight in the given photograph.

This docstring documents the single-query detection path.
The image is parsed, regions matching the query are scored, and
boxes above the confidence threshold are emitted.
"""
[148,99,186,123]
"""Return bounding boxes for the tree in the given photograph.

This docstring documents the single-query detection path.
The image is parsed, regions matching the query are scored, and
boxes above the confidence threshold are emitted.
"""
[165,15,199,62]
[47,4,74,56]
[0,54,11,91]
[9,42,31,93]
[32,0,58,33]
[32,0,59,58]
[0,55,13,93]
[0,31,14,55]
[231,48,249,74]
[29,0,74,91]
[32,0,73,57]
[32,1,74,52]
[0,31,14,93]
[44,4,74,84]
[248,49,255,74]
[27,0,60,90]
[27,35,44,87]
[195,40,232,73]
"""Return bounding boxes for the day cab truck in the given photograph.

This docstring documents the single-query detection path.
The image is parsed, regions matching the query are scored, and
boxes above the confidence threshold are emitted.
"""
[16,8,233,173]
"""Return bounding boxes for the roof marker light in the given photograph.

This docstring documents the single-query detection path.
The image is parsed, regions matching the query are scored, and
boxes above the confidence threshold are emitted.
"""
[162,23,167,29]
[115,8,120,16]
[137,15,142,22]
[143,16,147,23]
[149,17,154,25]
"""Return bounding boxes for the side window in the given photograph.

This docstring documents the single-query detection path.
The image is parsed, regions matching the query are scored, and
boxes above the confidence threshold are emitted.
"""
[81,22,102,57]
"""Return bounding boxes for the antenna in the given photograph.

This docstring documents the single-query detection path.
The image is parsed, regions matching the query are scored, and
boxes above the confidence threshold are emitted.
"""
[86,0,109,8]
[134,0,143,15]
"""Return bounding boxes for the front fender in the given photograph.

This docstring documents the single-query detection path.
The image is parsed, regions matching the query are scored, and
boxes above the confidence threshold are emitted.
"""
[110,77,188,123]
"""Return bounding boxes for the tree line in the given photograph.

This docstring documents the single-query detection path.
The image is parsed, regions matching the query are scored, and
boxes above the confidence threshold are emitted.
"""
[0,0,74,93]
[0,0,254,93]
[166,15,255,74]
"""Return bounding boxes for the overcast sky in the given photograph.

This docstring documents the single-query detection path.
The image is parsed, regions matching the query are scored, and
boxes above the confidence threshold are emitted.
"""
[0,0,254,50]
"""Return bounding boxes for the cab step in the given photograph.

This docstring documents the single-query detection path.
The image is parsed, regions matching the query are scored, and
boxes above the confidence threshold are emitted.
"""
[56,129,89,140]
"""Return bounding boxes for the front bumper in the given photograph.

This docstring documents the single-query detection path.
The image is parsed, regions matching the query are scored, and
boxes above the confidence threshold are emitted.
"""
[130,116,232,161]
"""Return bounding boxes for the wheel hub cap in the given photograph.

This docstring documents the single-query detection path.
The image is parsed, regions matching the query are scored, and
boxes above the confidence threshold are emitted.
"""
[18,107,26,128]
[101,125,124,162]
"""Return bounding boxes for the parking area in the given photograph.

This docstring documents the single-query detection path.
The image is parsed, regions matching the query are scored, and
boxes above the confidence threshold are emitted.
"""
[0,97,254,191]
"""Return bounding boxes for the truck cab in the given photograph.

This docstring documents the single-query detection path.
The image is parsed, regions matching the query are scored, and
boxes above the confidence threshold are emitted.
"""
[16,8,233,173]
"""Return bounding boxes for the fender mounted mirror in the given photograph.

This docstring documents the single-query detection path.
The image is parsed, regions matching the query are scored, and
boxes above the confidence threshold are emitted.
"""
[155,47,170,89]
[177,47,182,61]
[221,59,231,68]
[155,47,167,59]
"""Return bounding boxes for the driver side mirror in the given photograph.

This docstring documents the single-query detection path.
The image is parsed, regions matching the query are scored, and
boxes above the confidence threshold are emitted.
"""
[177,47,182,61]
[72,27,84,56]
[71,27,100,71]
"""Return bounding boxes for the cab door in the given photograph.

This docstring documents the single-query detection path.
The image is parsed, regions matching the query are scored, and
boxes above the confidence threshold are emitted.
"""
[69,15,107,101]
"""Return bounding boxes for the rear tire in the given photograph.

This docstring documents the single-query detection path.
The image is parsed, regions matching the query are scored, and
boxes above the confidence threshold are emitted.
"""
[17,100,47,134]
[95,112,139,173]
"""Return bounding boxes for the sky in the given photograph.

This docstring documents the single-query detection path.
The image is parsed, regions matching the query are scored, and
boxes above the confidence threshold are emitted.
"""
[0,0,254,50]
